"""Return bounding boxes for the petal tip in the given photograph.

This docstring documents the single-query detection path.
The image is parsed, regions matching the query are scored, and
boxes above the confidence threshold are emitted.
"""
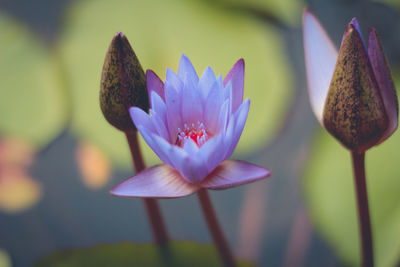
[350,17,359,26]
[236,58,245,68]
[302,7,312,19]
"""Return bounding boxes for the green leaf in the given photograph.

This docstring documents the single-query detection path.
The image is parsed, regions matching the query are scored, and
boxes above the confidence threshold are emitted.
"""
[371,0,400,10]
[214,0,304,26]
[0,13,67,148]
[34,241,254,267]
[303,127,400,267]
[59,0,293,168]
[0,249,12,267]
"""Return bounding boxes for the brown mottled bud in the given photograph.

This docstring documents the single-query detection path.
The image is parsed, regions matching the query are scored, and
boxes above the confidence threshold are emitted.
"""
[323,24,389,153]
[100,32,149,132]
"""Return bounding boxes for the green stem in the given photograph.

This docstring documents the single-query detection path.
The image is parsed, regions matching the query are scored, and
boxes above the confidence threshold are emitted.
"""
[197,189,236,267]
[125,131,169,245]
[351,151,374,267]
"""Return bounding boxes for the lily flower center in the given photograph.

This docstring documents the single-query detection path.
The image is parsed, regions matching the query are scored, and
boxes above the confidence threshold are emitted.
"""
[175,122,210,148]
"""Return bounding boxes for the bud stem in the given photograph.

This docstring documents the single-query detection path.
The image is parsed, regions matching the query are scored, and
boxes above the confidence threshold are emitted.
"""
[351,152,374,267]
[197,189,236,267]
[125,131,169,245]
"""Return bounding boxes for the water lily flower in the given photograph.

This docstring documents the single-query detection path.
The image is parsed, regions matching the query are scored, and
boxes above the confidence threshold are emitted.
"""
[303,9,398,152]
[112,54,270,198]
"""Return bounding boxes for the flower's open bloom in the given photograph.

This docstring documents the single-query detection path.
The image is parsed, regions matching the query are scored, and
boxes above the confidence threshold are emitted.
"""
[303,9,398,152]
[111,54,270,198]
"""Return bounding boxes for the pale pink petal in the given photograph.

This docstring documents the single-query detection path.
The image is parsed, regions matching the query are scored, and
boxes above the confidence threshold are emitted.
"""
[178,54,199,84]
[223,59,244,113]
[302,9,338,124]
[200,160,270,190]
[146,70,165,104]
[368,28,398,143]
[110,164,199,198]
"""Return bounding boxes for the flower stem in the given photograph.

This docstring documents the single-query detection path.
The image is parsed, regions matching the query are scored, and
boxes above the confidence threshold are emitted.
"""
[125,131,169,245]
[351,151,374,267]
[197,189,236,267]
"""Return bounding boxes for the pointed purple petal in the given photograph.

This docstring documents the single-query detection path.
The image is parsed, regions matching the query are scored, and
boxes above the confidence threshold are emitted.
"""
[130,107,156,133]
[221,115,235,160]
[302,9,338,124]
[180,155,209,183]
[182,137,199,155]
[204,80,224,133]
[223,59,244,113]
[146,70,165,105]
[182,73,203,124]
[200,160,270,190]
[199,66,216,99]
[165,71,183,139]
[150,109,170,141]
[167,145,188,174]
[224,81,233,115]
[368,28,399,143]
[225,98,250,158]
[111,164,199,198]
[199,134,226,172]
[150,91,167,123]
[137,125,173,166]
[178,54,199,84]
[166,68,183,91]
[218,99,230,133]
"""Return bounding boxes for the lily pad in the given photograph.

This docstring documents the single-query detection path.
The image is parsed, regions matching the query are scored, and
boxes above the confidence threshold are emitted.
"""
[0,13,67,148]
[0,249,11,267]
[59,0,292,168]
[34,241,254,267]
[303,127,400,267]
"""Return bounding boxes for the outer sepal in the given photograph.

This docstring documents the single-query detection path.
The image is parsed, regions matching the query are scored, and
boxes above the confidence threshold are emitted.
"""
[368,28,399,144]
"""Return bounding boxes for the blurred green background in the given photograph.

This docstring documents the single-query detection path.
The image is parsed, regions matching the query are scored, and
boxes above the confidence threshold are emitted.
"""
[0,0,400,266]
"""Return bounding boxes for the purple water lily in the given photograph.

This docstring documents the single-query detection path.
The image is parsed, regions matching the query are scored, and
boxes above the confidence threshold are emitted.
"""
[111,54,270,198]
[303,9,398,151]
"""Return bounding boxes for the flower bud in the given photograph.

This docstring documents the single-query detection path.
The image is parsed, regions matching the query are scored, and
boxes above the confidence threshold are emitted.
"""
[323,24,389,153]
[100,32,149,132]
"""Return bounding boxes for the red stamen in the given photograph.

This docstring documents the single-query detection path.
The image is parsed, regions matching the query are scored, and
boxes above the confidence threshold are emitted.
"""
[175,123,209,147]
